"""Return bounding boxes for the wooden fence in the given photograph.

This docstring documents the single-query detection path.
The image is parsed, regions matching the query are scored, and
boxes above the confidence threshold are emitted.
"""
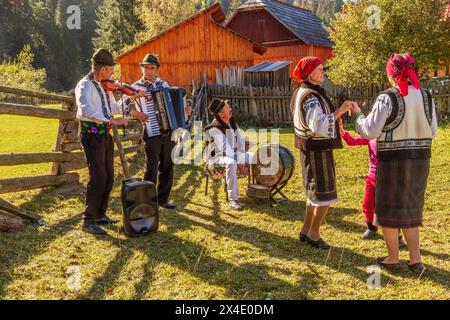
[0,85,144,195]
[207,78,450,125]
[207,84,292,124]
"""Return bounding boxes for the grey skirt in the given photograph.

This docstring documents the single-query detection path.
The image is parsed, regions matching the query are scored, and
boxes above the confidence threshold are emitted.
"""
[374,158,430,228]
[300,149,337,203]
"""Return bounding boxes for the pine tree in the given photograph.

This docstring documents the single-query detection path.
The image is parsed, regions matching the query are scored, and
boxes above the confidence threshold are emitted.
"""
[93,0,143,54]
[133,0,201,46]
[0,0,34,61]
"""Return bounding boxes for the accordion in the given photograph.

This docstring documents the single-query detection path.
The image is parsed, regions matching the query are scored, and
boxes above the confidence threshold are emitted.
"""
[150,87,187,134]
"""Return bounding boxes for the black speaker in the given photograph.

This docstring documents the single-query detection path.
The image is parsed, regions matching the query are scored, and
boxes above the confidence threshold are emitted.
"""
[121,178,159,237]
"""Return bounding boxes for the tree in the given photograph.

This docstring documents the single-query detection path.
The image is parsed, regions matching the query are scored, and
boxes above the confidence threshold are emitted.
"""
[93,0,143,54]
[132,0,201,47]
[0,0,34,61]
[327,0,450,86]
[0,45,46,97]
[226,0,246,18]
[287,0,344,24]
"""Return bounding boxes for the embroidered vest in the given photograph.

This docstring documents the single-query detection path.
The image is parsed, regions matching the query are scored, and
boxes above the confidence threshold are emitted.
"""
[377,87,433,161]
[292,87,342,151]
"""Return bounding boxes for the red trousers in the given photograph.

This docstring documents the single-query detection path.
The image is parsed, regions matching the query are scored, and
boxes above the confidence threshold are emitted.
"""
[363,175,376,224]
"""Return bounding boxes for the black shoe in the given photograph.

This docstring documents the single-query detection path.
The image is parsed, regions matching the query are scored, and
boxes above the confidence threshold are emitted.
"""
[407,261,425,274]
[376,257,400,271]
[159,202,176,209]
[82,223,107,235]
[299,232,308,243]
[95,215,119,225]
[306,237,330,250]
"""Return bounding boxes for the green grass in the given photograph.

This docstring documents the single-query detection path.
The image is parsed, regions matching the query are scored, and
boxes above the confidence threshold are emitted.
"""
[0,104,61,179]
[0,113,449,300]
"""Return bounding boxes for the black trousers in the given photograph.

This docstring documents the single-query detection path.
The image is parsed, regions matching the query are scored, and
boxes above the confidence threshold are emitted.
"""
[144,134,175,203]
[80,133,114,223]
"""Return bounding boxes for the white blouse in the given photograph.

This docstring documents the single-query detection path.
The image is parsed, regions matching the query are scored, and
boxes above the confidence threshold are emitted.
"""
[302,95,337,139]
[355,90,438,140]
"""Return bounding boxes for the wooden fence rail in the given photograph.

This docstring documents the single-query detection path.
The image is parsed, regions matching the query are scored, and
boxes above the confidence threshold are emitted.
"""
[0,102,75,120]
[0,85,144,195]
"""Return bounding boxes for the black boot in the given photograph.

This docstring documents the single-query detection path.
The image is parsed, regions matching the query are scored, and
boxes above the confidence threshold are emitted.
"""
[361,223,378,240]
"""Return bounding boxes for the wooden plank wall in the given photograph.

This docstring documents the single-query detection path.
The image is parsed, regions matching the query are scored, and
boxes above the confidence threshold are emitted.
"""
[118,13,256,88]
[253,44,333,77]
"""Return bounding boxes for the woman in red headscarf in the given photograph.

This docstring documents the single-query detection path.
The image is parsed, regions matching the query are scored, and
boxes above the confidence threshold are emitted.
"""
[353,53,438,273]
[290,57,356,250]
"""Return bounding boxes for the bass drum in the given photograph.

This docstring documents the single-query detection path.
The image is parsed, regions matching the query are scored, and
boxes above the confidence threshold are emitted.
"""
[251,144,295,189]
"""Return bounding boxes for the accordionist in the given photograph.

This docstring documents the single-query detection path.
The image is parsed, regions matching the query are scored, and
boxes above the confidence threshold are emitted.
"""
[123,53,190,210]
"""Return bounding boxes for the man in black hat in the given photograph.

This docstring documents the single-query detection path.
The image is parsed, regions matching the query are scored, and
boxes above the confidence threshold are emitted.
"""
[75,48,146,235]
[123,53,191,209]
[204,99,252,210]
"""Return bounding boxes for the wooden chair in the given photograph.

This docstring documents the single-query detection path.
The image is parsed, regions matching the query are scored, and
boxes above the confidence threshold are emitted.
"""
[203,164,229,202]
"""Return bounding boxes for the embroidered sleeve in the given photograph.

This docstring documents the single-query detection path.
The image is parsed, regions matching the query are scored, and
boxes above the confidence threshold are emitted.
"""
[75,80,109,123]
[355,93,392,140]
[303,95,337,139]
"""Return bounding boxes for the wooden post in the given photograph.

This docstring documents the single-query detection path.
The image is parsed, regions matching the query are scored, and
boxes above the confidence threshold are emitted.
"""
[249,84,258,117]
[112,125,130,180]
[52,90,77,175]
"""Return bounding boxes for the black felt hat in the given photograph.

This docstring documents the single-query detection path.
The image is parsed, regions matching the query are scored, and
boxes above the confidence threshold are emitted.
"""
[208,98,228,115]
[140,53,160,67]
[91,48,115,66]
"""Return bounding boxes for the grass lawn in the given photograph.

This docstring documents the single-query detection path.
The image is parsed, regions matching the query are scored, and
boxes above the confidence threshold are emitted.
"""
[0,111,449,300]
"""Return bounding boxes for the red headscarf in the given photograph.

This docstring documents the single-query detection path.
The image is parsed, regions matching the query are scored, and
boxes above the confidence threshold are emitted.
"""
[386,53,420,96]
[293,56,323,82]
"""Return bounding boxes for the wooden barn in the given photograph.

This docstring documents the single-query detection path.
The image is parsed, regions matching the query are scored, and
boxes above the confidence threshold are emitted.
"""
[116,3,266,88]
[226,0,333,76]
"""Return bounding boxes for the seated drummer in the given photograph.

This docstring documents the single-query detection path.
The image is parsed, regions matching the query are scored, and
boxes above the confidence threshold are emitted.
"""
[122,53,190,209]
[204,99,253,211]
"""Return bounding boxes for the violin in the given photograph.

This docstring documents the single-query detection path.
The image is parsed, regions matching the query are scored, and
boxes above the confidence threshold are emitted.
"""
[101,79,151,101]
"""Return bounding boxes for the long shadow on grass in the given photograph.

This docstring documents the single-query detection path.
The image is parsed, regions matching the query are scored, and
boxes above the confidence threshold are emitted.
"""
[175,206,450,291]
[0,212,82,297]
[75,229,305,300]
[0,149,146,298]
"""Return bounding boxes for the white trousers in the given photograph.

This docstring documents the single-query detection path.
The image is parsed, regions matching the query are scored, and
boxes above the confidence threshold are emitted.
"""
[209,152,254,201]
